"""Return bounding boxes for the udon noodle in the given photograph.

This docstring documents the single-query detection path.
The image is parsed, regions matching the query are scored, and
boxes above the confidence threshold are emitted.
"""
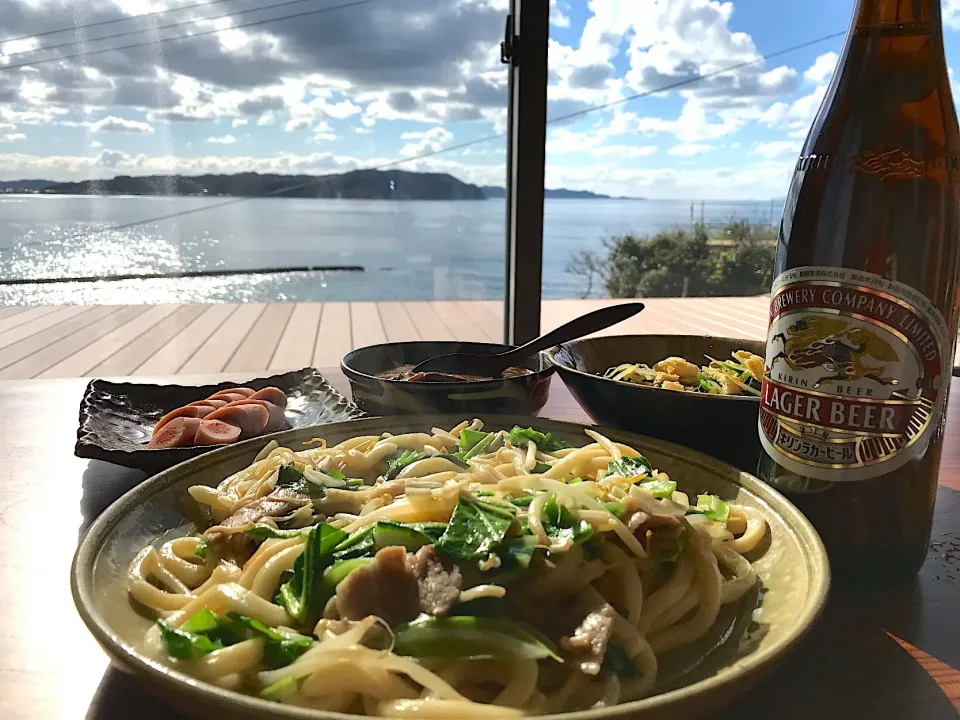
[127,421,767,717]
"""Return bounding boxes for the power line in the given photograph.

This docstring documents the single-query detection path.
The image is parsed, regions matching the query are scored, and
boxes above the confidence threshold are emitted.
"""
[1,0,325,62]
[0,0,381,73]
[0,0,243,47]
[9,29,844,250]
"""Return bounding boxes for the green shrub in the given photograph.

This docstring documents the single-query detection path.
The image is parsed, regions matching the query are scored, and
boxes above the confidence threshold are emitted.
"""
[567,221,776,299]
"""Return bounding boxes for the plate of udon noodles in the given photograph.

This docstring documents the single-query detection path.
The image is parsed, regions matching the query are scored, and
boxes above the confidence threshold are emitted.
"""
[72,415,829,720]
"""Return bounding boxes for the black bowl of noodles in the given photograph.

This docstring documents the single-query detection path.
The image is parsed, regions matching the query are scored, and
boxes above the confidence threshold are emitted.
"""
[546,335,765,472]
[341,340,555,416]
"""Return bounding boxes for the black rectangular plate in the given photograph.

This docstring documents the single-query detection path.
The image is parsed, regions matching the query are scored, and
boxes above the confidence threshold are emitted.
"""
[75,367,365,472]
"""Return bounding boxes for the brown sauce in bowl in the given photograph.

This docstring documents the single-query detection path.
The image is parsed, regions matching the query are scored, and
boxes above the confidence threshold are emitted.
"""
[376,364,532,383]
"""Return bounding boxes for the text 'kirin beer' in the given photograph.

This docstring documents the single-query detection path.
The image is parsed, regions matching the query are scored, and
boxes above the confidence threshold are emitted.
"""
[758,0,960,580]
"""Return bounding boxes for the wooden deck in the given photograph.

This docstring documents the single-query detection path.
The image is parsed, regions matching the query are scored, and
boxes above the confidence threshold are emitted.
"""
[0,298,772,380]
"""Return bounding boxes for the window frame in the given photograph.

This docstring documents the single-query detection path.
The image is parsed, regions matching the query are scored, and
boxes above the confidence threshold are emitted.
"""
[503,0,549,345]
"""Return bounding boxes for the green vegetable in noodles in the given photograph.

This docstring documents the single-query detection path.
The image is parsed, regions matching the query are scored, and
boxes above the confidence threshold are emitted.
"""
[450,596,508,618]
[260,676,299,702]
[484,535,538,584]
[157,618,222,660]
[274,463,325,498]
[373,521,434,552]
[408,522,448,543]
[245,525,311,544]
[698,372,722,394]
[393,615,562,662]
[638,477,677,499]
[508,426,570,453]
[693,494,730,523]
[225,612,313,669]
[276,523,347,624]
[331,524,375,560]
[603,643,641,679]
[384,450,424,481]
[458,428,489,451]
[457,428,496,462]
[532,461,552,474]
[606,455,652,480]
[384,450,468,481]
[508,496,534,508]
[603,500,626,518]
[437,499,516,562]
[542,494,593,546]
[193,540,208,558]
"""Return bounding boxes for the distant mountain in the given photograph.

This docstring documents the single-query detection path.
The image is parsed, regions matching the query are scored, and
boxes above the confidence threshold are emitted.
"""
[45,169,486,200]
[481,186,640,200]
[0,179,57,192]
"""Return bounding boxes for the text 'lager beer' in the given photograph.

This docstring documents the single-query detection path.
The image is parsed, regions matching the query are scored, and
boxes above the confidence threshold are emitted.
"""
[758,0,960,580]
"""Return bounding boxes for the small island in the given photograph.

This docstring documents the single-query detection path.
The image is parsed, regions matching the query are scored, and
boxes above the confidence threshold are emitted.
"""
[1,171,639,201]
[40,169,487,201]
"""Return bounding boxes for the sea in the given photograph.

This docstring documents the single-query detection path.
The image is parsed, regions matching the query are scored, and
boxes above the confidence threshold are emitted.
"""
[0,194,779,305]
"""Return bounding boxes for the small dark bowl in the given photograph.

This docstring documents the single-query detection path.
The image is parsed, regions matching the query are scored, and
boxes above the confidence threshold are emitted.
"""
[547,335,765,471]
[342,341,555,416]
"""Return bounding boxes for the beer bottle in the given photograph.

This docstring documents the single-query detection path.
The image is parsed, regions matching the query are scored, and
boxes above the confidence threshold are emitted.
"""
[758,0,960,581]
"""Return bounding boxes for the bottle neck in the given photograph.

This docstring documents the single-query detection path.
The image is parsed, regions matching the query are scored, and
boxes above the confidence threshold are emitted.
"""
[854,0,942,30]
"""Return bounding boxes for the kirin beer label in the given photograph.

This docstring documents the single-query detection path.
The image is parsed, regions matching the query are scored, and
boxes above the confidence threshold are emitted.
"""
[759,266,951,482]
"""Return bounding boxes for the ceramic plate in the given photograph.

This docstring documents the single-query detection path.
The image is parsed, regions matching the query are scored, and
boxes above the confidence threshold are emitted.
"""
[75,367,364,473]
[72,415,829,720]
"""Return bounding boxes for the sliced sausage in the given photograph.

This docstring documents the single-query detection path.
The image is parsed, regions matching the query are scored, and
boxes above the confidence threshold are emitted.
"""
[149,416,202,448]
[208,391,249,404]
[206,402,269,438]
[202,398,228,409]
[195,419,242,446]
[209,387,254,400]
[186,402,217,418]
[227,398,284,432]
[152,405,203,435]
[249,387,287,410]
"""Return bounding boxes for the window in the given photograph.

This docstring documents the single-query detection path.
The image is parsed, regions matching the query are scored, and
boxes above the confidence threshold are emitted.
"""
[0,0,514,377]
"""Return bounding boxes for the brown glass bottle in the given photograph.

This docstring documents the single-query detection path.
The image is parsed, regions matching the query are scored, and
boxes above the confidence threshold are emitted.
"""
[758,0,960,582]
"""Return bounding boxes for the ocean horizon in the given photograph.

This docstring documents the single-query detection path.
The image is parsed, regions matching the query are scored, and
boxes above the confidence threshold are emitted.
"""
[0,194,779,306]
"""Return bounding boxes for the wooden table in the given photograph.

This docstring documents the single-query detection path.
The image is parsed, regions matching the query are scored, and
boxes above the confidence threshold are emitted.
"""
[0,372,957,720]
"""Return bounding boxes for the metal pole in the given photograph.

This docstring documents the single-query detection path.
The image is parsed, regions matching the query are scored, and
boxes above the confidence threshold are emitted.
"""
[503,0,549,345]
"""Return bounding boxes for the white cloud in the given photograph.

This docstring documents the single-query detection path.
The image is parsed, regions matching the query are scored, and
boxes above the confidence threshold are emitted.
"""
[544,158,794,200]
[207,134,237,145]
[399,126,453,157]
[667,143,712,157]
[313,120,335,140]
[284,117,311,132]
[592,144,657,158]
[620,0,798,107]
[550,0,571,28]
[0,123,24,142]
[232,118,249,127]
[88,116,155,134]
[945,0,960,29]
[754,140,802,159]
[90,140,103,148]
[626,98,759,142]
[804,52,838,84]
[760,84,827,138]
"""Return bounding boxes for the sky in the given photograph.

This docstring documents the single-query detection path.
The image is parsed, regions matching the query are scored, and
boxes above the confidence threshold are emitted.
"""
[1,0,960,199]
